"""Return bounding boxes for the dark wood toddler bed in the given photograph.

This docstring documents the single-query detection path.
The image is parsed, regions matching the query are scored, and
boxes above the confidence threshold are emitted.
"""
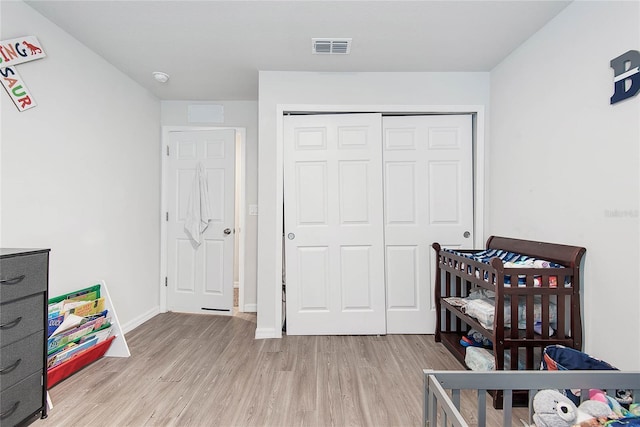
[432,236,586,407]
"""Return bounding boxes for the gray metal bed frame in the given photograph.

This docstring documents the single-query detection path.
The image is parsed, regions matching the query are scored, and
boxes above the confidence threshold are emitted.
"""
[423,370,640,427]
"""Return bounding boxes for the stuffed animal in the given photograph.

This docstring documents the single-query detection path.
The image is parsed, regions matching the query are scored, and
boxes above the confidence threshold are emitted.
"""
[533,389,580,427]
[532,389,614,427]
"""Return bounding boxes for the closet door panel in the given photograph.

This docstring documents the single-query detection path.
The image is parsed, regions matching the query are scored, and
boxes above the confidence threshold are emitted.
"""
[428,161,462,223]
[385,162,417,224]
[385,245,419,309]
[297,247,329,311]
[295,162,328,225]
[284,113,385,335]
[338,161,370,224]
[340,245,373,311]
[384,115,473,334]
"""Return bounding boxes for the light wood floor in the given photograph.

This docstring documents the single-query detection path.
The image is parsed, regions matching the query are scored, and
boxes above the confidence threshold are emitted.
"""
[35,312,525,426]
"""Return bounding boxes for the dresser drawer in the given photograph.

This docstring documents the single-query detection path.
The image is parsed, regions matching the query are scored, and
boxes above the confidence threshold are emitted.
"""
[0,253,47,302]
[0,294,44,348]
[0,371,43,426]
[0,331,43,391]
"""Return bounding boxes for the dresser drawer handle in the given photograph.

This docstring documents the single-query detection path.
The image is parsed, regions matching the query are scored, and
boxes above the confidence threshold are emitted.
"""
[0,275,26,285]
[0,316,22,329]
[0,358,21,375]
[0,401,19,420]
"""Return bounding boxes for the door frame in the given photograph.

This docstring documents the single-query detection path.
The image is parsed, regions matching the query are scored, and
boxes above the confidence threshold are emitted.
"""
[270,104,485,338]
[160,126,247,313]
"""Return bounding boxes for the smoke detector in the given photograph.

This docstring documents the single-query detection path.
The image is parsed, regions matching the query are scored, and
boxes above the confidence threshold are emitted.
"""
[152,71,170,83]
[312,38,352,54]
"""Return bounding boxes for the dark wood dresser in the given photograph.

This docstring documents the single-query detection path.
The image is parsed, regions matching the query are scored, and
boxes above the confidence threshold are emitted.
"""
[0,249,50,426]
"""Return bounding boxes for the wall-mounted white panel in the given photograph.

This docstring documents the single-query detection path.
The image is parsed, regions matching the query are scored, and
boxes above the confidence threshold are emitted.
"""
[429,128,459,149]
[339,161,369,224]
[429,162,460,224]
[386,246,418,309]
[295,128,326,150]
[298,247,329,311]
[385,162,416,224]
[338,126,368,148]
[187,104,224,123]
[176,239,195,292]
[296,162,328,225]
[340,246,372,310]
[204,240,224,295]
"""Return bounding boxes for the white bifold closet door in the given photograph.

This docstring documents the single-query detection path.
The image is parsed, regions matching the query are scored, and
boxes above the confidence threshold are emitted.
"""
[283,113,386,335]
[284,113,473,335]
[383,115,473,334]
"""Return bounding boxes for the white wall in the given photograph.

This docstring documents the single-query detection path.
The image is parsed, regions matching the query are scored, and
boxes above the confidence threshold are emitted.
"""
[0,1,161,332]
[490,1,640,369]
[256,71,490,338]
[160,100,259,310]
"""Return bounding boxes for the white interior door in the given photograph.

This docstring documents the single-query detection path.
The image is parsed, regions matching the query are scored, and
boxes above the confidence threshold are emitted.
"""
[166,129,236,314]
[383,115,473,333]
[284,113,386,335]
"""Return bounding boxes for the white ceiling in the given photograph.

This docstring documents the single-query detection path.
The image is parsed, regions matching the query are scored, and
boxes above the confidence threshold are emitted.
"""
[24,0,572,101]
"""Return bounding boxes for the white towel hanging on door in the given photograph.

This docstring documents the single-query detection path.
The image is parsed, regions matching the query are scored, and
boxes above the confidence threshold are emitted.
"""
[184,162,212,246]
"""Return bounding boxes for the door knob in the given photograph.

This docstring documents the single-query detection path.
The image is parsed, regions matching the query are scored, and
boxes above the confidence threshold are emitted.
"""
[463,231,471,238]
[224,228,232,235]
[287,233,295,240]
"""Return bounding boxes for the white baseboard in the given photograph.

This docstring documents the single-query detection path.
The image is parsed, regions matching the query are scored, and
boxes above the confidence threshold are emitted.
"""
[243,303,257,313]
[120,306,160,334]
[255,327,281,339]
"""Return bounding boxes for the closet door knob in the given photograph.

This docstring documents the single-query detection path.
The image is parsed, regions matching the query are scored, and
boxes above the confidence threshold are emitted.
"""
[287,233,295,240]
[223,228,232,235]
[463,231,471,238]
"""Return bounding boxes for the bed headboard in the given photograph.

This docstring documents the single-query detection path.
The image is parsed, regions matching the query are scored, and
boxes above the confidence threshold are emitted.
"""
[485,236,586,267]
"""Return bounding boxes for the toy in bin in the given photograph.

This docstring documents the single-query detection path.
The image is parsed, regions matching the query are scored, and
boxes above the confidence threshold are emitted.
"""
[532,388,640,427]
[459,329,493,348]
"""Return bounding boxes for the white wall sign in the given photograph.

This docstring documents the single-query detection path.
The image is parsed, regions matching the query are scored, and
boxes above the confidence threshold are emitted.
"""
[0,36,46,111]
[0,36,46,67]
[0,66,37,111]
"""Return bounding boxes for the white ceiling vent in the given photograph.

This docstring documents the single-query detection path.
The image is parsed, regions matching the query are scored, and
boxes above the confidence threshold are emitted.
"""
[312,38,352,54]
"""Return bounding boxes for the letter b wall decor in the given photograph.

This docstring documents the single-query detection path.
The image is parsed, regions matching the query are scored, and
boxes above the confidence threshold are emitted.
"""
[611,50,640,104]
